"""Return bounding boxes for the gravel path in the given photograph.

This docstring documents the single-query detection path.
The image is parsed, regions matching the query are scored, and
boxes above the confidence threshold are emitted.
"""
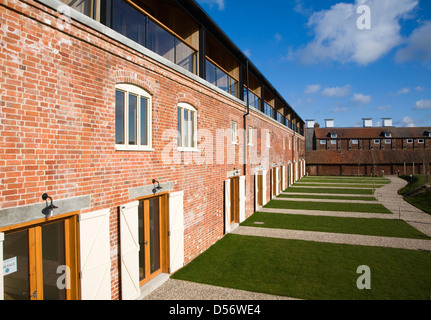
[232,226,431,251]
[259,207,395,219]
[143,279,295,300]
[376,176,431,237]
[275,197,379,204]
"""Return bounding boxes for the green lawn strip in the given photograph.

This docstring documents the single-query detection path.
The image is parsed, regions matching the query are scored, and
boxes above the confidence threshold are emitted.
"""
[294,183,385,188]
[397,175,431,215]
[265,199,392,214]
[172,234,431,300]
[405,189,431,215]
[398,175,427,195]
[283,187,373,195]
[278,194,377,201]
[241,212,431,240]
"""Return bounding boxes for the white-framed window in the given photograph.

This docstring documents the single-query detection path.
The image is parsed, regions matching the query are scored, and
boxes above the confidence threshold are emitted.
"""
[248,126,253,146]
[331,140,337,145]
[374,139,380,144]
[320,140,326,145]
[231,121,238,144]
[385,139,392,144]
[115,83,152,151]
[267,131,271,148]
[418,139,424,144]
[351,139,359,145]
[407,139,413,144]
[177,103,198,151]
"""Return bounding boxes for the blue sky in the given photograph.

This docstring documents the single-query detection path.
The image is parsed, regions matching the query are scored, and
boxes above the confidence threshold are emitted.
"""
[196,0,431,128]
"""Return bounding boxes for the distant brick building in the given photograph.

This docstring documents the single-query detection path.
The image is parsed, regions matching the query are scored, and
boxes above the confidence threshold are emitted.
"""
[306,119,431,176]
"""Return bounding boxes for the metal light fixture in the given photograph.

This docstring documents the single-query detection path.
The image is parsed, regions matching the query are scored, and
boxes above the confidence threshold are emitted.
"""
[152,179,163,194]
[42,193,58,217]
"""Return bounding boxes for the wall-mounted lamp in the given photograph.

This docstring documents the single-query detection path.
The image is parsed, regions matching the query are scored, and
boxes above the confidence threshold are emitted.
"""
[42,193,58,217]
[152,179,163,194]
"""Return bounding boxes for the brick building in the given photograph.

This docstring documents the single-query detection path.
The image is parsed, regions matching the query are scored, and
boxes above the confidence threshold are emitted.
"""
[0,0,305,300]
[306,119,431,176]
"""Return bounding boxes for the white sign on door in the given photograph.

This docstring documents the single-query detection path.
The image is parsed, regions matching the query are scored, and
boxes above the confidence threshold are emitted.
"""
[3,257,17,276]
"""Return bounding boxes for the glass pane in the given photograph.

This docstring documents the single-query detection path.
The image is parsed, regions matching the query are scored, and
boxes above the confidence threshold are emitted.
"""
[216,68,228,92]
[3,230,30,300]
[206,60,216,86]
[232,122,237,143]
[60,0,93,17]
[148,20,175,63]
[140,97,148,146]
[149,199,160,274]
[183,110,189,148]
[129,94,137,145]
[42,222,66,300]
[191,111,195,148]
[176,41,195,73]
[115,90,125,145]
[138,203,145,282]
[177,107,182,147]
[112,0,146,46]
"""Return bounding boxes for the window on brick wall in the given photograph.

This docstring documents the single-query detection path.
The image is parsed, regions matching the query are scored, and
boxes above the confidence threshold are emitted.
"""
[248,126,253,146]
[177,103,197,150]
[231,121,239,144]
[115,84,152,151]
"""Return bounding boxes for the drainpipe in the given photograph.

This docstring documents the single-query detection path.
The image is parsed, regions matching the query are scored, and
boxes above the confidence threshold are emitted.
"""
[243,60,250,176]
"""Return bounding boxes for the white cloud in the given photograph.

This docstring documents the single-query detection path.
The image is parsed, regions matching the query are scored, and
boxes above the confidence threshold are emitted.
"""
[351,93,372,105]
[332,106,350,113]
[400,116,416,127]
[304,84,321,94]
[395,21,431,66]
[294,0,313,16]
[243,49,252,58]
[293,0,419,65]
[197,0,225,10]
[377,104,391,111]
[415,86,425,92]
[413,99,431,110]
[395,87,410,95]
[274,33,283,43]
[321,85,352,97]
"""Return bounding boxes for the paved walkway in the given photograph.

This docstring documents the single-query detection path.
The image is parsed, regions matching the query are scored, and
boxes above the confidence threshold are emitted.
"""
[143,176,431,300]
[375,176,431,236]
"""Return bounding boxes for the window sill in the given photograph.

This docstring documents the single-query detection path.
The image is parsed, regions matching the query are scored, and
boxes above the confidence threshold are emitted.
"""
[115,145,154,152]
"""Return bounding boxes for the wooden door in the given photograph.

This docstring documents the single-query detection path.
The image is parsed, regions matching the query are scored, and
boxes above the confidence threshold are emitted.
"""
[0,214,79,300]
[257,174,263,207]
[230,177,239,224]
[138,194,168,286]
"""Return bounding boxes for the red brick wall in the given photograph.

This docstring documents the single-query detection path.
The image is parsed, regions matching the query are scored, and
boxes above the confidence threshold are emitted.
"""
[0,0,304,299]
